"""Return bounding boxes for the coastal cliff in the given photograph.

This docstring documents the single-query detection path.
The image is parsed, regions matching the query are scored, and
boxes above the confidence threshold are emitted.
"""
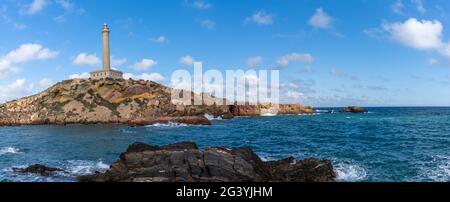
[0,78,312,126]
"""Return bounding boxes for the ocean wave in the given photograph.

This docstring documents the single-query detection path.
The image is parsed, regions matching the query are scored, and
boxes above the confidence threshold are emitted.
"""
[204,114,222,120]
[417,155,450,182]
[145,122,190,127]
[334,161,367,181]
[261,113,277,117]
[0,147,21,155]
[298,113,320,116]
[63,160,110,176]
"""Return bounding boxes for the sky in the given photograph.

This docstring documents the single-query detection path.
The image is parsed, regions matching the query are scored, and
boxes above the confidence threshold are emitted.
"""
[1,0,450,107]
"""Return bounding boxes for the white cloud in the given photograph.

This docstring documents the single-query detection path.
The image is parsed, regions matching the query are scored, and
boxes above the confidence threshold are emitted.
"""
[330,68,346,77]
[111,56,127,66]
[133,58,157,70]
[303,66,315,73]
[309,8,332,29]
[5,43,58,63]
[53,15,66,24]
[192,1,211,9]
[379,18,450,58]
[277,53,314,67]
[72,53,101,66]
[38,78,53,88]
[199,19,215,29]
[0,43,58,79]
[25,0,48,15]
[391,0,404,14]
[412,0,426,14]
[150,35,167,43]
[123,72,165,82]
[68,72,90,79]
[180,55,199,66]
[0,79,34,103]
[285,90,303,99]
[428,58,439,65]
[246,56,262,68]
[245,10,273,25]
[55,0,74,11]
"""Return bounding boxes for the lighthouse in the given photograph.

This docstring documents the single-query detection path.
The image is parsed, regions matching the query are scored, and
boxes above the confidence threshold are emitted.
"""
[90,24,123,79]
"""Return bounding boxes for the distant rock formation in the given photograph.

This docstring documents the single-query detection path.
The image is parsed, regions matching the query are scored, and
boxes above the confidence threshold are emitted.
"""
[78,142,336,182]
[341,106,368,113]
[13,164,63,177]
[0,78,313,126]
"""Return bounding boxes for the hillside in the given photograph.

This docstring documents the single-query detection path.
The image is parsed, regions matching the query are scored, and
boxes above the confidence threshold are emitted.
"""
[0,78,312,126]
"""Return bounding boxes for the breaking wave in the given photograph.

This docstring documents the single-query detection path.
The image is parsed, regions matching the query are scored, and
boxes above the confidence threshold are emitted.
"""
[145,122,190,127]
[334,161,367,181]
[0,147,21,155]
[204,114,222,120]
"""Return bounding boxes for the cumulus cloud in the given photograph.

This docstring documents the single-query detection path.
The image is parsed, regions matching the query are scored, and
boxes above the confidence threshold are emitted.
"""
[246,56,262,68]
[133,59,157,71]
[68,72,90,79]
[0,43,58,79]
[428,58,439,65]
[245,10,273,25]
[378,18,450,58]
[277,53,314,67]
[73,53,100,66]
[309,8,332,29]
[123,72,165,82]
[180,55,200,66]
[0,79,34,103]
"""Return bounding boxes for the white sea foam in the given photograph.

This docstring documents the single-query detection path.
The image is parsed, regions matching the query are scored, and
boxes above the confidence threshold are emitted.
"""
[0,147,21,155]
[261,113,277,116]
[298,113,320,116]
[145,122,190,127]
[334,161,367,181]
[418,155,450,182]
[64,160,110,176]
[204,114,222,120]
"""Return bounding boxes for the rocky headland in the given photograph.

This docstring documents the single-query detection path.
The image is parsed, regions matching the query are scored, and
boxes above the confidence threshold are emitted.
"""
[0,78,313,126]
[77,141,336,182]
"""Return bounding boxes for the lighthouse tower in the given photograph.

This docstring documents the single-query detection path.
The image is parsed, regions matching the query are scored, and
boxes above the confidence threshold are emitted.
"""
[90,24,123,79]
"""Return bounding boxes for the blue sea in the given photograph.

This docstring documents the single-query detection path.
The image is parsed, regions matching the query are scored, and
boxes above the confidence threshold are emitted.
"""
[1,107,450,182]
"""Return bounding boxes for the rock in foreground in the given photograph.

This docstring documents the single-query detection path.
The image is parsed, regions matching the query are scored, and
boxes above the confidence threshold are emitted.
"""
[13,164,63,177]
[342,106,368,113]
[78,142,336,182]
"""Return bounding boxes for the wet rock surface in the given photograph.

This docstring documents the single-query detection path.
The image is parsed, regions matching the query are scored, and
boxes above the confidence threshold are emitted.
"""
[13,164,64,177]
[78,142,336,182]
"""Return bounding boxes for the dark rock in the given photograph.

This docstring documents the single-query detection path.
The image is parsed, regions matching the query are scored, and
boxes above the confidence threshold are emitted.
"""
[78,142,336,182]
[13,164,63,177]
[342,106,368,113]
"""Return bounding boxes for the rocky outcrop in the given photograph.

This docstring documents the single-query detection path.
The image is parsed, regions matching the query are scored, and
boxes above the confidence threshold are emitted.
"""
[13,164,63,177]
[230,103,313,116]
[78,142,336,182]
[0,78,313,126]
[342,106,368,113]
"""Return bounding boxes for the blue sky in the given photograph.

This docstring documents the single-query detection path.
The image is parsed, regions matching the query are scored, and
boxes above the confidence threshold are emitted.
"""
[1,0,450,107]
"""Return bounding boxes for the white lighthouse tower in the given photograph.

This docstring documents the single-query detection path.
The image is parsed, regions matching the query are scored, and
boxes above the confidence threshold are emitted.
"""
[90,24,123,79]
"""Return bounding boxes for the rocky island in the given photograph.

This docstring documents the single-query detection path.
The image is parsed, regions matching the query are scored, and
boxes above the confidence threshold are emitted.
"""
[0,78,313,126]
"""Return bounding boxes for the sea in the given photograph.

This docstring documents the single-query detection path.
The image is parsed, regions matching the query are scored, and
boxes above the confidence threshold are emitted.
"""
[1,107,450,182]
